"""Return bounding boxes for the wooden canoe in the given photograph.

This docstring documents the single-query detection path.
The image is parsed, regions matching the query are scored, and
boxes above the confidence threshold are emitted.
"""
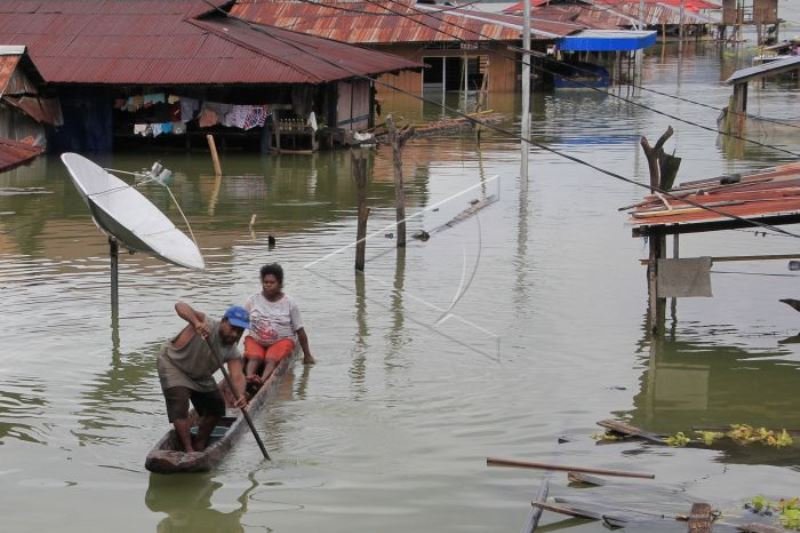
[145,350,296,474]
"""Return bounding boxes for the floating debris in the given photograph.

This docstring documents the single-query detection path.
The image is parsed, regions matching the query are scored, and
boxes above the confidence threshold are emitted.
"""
[0,187,51,196]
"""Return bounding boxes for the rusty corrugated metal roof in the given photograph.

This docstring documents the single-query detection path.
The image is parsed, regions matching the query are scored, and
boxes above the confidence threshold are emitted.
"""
[504,0,716,26]
[0,0,421,85]
[626,162,800,234]
[231,0,575,43]
[0,137,43,173]
[0,55,20,96]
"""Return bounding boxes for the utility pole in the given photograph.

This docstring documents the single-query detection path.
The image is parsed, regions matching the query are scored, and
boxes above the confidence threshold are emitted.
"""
[520,0,531,185]
[639,0,645,30]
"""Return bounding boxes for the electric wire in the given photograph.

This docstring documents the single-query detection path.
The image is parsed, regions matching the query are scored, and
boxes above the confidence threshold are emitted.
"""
[200,0,800,241]
[357,0,800,157]
[288,0,800,133]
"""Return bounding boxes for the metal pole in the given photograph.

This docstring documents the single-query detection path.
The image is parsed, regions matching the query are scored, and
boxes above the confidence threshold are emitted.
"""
[109,237,119,308]
[639,0,645,30]
[679,0,685,42]
[520,0,531,184]
[463,54,469,112]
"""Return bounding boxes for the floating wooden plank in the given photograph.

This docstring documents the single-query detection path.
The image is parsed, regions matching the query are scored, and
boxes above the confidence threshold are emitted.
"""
[567,471,608,487]
[487,457,655,479]
[596,419,667,445]
[738,523,789,533]
[554,497,689,522]
[687,502,713,532]
[521,479,549,533]
[531,501,605,521]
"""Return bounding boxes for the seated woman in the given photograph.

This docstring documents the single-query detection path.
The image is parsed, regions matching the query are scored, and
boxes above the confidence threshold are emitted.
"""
[243,263,315,389]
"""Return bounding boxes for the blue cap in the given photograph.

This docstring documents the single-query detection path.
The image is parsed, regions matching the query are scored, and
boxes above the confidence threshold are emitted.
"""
[223,305,250,330]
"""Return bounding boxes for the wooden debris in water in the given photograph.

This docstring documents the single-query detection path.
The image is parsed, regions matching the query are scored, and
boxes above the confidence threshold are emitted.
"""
[486,457,655,479]
[739,524,791,532]
[596,419,667,445]
[566,471,608,487]
[688,502,714,532]
[521,479,549,533]
[531,500,605,521]
[374,111,504,143]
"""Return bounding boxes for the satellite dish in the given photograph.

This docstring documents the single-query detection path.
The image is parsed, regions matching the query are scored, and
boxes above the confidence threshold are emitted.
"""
[61,153,205,270]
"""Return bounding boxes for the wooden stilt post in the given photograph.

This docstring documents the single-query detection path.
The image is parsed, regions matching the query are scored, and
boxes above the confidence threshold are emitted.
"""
[109,237,119,309]
[731,81,747,134]
[670,231,679,326]
[206,134,223,177]
[641,127,675,335]
[352,150,369,271]
[387,115,407,248]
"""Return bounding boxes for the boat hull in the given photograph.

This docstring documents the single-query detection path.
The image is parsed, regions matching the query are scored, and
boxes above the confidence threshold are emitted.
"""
[145,351,296,474]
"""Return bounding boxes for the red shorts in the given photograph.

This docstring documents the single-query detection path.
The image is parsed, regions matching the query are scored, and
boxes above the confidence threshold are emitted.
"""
[244,336,295,363]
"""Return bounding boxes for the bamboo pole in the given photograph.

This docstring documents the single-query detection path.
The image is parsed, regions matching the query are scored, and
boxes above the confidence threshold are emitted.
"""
[206,134,222,177]
[520,0,531,184]
[486,457,655,479]
[387,115,407,248]
[352,151,369,271]
[109,237,119,308]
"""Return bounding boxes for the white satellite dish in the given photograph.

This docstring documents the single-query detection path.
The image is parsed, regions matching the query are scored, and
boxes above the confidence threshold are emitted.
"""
[61,153,205,270]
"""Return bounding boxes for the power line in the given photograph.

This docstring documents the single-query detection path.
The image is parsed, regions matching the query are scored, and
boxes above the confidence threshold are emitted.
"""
[360,0,800,157]
[287,0,800,133]
[199,0,800,241]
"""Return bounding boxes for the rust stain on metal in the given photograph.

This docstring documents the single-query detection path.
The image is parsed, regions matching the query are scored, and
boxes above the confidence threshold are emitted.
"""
[0,0,421,85]
[504,0,717,26]
[0,137,43,173]
[0,55,20,95]
[232,0,577,43]
[626,162,800,228]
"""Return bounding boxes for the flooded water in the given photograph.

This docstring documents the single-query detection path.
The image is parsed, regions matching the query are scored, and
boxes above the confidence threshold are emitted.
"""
[2,38,800,532]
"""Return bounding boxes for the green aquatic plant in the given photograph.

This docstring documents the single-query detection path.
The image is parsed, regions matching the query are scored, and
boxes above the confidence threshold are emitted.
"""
[591,431,622,442]
[695,431,724,446]
[726,425,794,448]
[748,495,770,513]
[743,496,800,530]
[665,432,690,447]
[780,508,800,530]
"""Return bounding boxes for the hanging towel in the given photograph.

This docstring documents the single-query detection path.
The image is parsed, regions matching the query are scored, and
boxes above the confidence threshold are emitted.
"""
[167,94,180,104]
[198,107,218,128]
[306,111,318,132]
[160,122,173,135]
[243,106,268,130]
[657,257,713,298]
[126,95,144,112]
[133,124,148,136]
[172,121,186,135]
[151,123,164,137]
[222,105,248,128]
[180,97,200,123]
[143,93,166,107]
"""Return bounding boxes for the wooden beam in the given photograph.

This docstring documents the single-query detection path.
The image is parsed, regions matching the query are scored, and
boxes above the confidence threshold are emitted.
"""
[632,212,800,236]
[487,457,655,479]
[640,253,800,265]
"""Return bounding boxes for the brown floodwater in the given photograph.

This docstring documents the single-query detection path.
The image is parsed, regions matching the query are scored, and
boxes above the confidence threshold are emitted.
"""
[1,39,800,532]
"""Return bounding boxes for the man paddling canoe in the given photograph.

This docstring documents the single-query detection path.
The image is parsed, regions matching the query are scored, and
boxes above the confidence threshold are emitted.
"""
[157,302,249,453]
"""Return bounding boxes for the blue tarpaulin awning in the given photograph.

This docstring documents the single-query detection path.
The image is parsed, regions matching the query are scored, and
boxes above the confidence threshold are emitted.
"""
[558,30,657,52]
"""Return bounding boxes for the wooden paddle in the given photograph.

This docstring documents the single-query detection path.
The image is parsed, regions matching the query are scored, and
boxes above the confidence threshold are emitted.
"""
[206,338,271,461]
